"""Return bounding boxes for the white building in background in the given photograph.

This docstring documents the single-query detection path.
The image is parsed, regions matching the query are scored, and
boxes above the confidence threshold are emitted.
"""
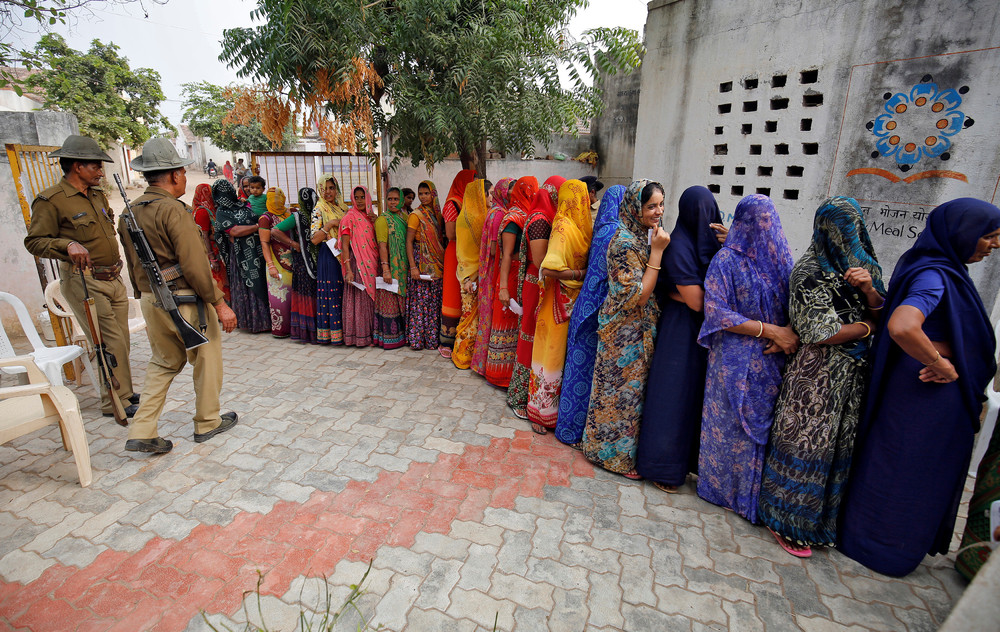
[621,0,1000,316]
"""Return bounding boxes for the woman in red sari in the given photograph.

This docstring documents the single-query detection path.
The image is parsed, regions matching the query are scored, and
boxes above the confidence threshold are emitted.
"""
[192,183,230,303]
[471,178,514,376]
[440,169,478,358]
[484,176,538,388]
[507,175,564,419]
[339,185,379,347]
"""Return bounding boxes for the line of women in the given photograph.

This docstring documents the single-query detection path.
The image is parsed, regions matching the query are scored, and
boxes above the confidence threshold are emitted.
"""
[422,175,1000,580]
[199,171,999,579]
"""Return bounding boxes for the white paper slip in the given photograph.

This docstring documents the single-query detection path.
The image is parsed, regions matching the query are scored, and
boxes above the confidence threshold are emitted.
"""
[508,299,523,315]
[326,240,341,257]
[419,274,434,281]
[375,277,400,294]
[647,228,653,245]
[351,281,367,291]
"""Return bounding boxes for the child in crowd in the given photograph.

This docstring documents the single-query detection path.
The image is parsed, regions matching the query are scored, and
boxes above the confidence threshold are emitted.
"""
[247,176,268,217]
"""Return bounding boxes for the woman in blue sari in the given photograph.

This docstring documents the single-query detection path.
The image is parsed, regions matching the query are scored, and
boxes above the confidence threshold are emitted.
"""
[839,198,1000,577]
[637,186,725,492]
[554,184,626,447]
[697,194,798,523]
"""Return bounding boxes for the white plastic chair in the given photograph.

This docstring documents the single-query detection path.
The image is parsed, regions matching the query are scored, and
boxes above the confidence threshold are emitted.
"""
[0,355,92,487]
[0,291,96,392]
[970,319,1000,475]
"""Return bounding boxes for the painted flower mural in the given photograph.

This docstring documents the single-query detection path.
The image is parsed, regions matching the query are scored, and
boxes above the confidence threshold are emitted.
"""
[871,81,966,166]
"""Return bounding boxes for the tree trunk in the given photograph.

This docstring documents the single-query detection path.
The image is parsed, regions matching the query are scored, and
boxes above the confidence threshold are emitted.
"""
[458,138,489,180]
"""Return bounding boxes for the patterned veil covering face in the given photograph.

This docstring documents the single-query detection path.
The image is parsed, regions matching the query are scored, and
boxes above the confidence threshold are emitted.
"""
[295,187,320,278]
[452,179,489,369]
[555,184,626,445]
[471,177,514,375]
[411,180,446,278]
[757,196,884,547]
[696,194,794,523]
[212,178,267,302]
[192,182,230,302]
[581,179,662,475]
[527,179,594,428]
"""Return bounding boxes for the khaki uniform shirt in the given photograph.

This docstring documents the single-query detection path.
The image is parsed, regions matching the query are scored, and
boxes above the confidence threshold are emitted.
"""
[118,186,224,306]
[24,178,121,266]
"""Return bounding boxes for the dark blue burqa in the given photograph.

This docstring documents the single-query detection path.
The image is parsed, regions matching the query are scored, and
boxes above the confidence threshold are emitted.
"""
[838,198,1000,577]
[636,186,723,485]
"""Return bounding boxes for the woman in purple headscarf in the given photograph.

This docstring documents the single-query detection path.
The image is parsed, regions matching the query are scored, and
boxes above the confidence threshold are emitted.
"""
[637,186,726,492]
[696,194,798,523]
[839,198,1000,577]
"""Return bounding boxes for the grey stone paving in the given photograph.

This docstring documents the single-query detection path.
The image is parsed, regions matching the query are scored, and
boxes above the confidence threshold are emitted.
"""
[0,329,975,631]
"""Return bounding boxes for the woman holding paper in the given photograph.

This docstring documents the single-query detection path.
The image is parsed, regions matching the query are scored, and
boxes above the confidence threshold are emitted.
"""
[486,176,538,388]
[581,179,669,479]
[406,180,446,350]
[259,187,294,338]
[373,187,409,349]
[311,174,349,345]
[452,178,489,369]
[339,185,379,347]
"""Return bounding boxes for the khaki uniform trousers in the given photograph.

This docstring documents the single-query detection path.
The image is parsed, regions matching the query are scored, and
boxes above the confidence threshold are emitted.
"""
[58,265,134,414]
[128,290,224,440]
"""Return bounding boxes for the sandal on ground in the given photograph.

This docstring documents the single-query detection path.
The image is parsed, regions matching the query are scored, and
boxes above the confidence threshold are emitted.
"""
[511,407,529,420]
[767,527,812,558]
[568,442,583,452]
[438,347,452,358]
[622,469,642,481]
[530,422,547,435]
[653,482,679,494]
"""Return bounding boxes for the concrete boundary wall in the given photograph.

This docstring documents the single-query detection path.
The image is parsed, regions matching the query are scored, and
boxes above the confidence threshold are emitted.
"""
[634,0,1000,316]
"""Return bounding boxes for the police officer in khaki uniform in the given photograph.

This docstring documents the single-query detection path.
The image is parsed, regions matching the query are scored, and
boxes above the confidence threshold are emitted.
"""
[119,137,239,454]
[24,135,139,418]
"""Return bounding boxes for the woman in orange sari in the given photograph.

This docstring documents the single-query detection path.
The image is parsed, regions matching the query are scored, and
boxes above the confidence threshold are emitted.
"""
[527,180,594,431]
[485,176,538,388]
[440,169,478,357]
[406,180,445,350]
[471,178,514,376]
[452,178,489,369]
[507,175,564,418]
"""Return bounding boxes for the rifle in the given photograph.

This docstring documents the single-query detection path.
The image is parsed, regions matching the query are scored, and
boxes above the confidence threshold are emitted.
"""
[79,270,128,427]
[113,173,209,350]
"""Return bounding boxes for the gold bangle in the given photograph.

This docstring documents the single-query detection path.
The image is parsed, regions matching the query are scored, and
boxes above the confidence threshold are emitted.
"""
[922,351,943,367]
[860,322,872,338]
[646,263,660,270]
[755,320,764,338]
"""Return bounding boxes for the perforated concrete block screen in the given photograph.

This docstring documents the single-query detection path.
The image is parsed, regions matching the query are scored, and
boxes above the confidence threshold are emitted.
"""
[708,69,823,213]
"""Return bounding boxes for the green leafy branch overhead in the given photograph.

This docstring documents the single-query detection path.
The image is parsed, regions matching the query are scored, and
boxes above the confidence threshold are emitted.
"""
[220,0,643,178]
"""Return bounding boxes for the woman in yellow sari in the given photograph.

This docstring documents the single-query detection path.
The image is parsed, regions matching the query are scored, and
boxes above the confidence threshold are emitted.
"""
[527,180,594,431]
[452,178,489,369]
[310,174,350,344]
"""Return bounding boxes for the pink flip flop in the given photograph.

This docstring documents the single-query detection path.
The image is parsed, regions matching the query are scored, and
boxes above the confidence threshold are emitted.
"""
[767,527,812,558]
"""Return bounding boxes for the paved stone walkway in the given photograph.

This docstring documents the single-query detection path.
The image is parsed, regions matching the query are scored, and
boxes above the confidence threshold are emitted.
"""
[0,330,972,631]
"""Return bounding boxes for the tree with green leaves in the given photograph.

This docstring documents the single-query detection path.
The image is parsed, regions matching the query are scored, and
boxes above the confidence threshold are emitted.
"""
[181,81,296,152]
[220,0,642,178]
[25,33,173,148]
[0,0,167,95]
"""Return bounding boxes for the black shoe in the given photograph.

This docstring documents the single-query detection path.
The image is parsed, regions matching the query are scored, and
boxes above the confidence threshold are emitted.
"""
[124,436,173,453]
[128,393,140,406]
[194,411,239,443]
[103,403,139,418]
